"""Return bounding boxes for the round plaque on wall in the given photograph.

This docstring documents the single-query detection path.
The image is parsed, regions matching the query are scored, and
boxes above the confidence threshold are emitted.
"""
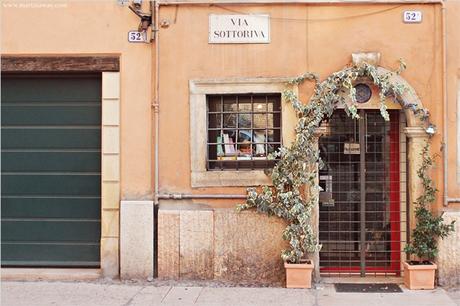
[354,83,372,104]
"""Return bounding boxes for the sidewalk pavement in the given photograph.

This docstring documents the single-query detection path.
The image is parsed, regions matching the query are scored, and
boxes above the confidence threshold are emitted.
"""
[1,280,459,306]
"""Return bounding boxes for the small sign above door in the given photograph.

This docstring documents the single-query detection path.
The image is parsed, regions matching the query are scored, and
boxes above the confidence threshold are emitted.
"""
[344,142,360,154]
[209,14,270,44]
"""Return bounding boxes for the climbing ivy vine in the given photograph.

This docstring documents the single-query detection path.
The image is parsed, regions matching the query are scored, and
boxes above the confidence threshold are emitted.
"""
[236,60,437,264]
[404,143,455,262]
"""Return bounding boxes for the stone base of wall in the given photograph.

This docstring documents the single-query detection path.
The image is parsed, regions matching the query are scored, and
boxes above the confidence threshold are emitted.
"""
[157,201,288,286]
[120,201,154,280]
[437,210,460,286]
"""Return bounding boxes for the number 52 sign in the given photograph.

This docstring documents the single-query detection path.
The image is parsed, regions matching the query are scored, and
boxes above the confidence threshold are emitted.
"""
[128,31,147,43]
[403,11,422,23]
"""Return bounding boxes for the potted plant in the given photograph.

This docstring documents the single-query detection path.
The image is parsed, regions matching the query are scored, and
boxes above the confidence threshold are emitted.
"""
[403,144,455,290]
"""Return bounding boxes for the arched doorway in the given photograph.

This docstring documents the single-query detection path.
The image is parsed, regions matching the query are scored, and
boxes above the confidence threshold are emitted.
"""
[313,61,430,277]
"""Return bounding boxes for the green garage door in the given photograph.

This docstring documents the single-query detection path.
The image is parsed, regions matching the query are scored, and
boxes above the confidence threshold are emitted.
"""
[1,74,102,267]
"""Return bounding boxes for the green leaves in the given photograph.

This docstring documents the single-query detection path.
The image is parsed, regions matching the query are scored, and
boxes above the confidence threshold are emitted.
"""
[379,92,390,121]
[288,72,320,85]
[396,58,407,75]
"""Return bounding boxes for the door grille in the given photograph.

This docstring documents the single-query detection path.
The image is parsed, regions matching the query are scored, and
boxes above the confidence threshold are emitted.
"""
[318,110,407,276]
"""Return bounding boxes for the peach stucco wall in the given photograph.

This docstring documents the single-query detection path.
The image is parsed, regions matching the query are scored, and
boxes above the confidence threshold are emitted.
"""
[2,1,459,208]
[446,1,460,200]
[1,1,154,200]
[157,3,451,208]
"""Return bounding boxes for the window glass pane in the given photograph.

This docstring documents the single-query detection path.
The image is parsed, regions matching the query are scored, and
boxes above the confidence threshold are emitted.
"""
[223,114,237,128]
[238,96,252,112]
[223,96,237,112]
[207,130,220,160]
[267,129,281,143]
[208,114,221,128]
[238,113,251,128]
[253,96,267,112]
[238,130,252,142]
[268,95,281,112]
[208,144,218,160]
[268,113,281,128]
[208,96,222,112]
[253,130,266,157]
[253,114,266,129]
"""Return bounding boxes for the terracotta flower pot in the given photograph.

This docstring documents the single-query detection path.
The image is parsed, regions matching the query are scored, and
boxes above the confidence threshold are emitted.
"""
[403,261,437,290]
[284,261,314,289]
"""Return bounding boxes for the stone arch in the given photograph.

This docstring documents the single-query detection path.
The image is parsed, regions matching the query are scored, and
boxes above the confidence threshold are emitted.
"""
[336,66,426,129]
[376,66,425,129]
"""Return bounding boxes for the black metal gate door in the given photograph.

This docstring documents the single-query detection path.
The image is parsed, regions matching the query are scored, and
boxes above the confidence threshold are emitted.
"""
[318,109,404,276]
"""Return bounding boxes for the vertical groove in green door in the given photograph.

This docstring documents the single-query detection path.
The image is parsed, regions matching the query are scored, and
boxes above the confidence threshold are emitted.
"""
[1,74,102,267]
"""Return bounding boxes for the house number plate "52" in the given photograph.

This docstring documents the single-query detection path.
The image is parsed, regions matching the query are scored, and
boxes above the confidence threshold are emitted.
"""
[403,11,422,23]
[128,31,147,43]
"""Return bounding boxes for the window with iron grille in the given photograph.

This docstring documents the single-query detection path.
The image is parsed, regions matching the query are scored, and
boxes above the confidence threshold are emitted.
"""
[206,93,282,170]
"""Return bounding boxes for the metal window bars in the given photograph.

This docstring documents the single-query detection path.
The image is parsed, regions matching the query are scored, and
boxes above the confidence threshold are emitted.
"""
[206,94,282,171]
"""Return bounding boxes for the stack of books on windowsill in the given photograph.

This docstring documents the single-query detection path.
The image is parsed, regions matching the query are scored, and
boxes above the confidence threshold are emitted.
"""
[217,134,237,160]
[217,134,268,161]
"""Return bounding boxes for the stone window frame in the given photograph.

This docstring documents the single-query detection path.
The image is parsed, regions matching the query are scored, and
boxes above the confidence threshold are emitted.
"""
[189,77,297,187]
